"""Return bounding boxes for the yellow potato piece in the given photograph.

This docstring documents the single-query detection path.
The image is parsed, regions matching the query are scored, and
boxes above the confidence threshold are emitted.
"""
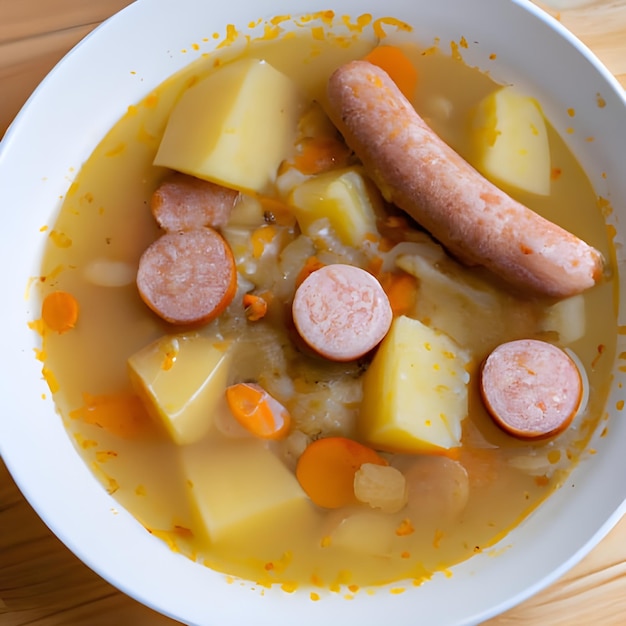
[183,438,309,543]
[540,293,586,345]
[289,166,379,246]
[359,315,470,453]
[128,334,232,445]
[472,85,551,196]
[154,58,305,194]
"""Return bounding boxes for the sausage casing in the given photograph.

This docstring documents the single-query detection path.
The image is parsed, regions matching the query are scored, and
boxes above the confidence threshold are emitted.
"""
[327,60,604,298]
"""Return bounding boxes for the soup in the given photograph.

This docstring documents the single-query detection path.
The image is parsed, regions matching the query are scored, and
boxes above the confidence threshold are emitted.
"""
[34,13,617,592]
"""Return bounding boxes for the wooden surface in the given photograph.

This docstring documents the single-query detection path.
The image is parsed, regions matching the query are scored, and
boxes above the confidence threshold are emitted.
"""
[1,1,625,624]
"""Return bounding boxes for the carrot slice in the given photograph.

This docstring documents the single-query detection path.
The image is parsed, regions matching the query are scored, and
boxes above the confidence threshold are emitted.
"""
[225,382,291,440]
[257,196,297,227]
[293,136,351,175]
[295,437,387,508]
[41,290,79,334]
[363,45,418,100]
[69,392,154,439]
[251,224,278,259]
[295,256,325,289]
[379,271,418,317]
[243,293,268,321]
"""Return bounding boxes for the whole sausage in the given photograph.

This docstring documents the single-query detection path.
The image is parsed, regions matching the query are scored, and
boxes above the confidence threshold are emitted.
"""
[137,227,237,325]
[479,338,583,439]
[151,172,238,232]
[292,263,392,362]
[326,60,604,299]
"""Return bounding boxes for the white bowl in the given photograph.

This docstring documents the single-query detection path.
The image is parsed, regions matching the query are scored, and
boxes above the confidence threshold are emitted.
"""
[1,1,625,625]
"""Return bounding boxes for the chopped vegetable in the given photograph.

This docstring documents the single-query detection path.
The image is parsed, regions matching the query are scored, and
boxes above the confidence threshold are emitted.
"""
[243,293,269,321]
[293,136,352,175]
[183,438,309,543]
[289,166,380,247]
[225,382,291,440]
[540,294,586,345]
[128,334,232,445]
[258,196,297,227]
[359,315,470,453]
[250,224,280,259]
[378,270,419,317]
[295,436,387,508]
[154,58,305,194]
[69,392,153,439]
[471,85,551,195]
[41,290,79,334]
[363,45,418,100]
[354,463,408,513]
[295,255,325,288]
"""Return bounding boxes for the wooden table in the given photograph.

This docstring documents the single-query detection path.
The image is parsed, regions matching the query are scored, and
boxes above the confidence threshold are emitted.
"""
[1,1,625,624]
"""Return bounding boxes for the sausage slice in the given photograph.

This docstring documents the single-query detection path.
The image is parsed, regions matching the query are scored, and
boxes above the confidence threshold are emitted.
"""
[292,264,392,361]
[151,172,238,231]
[137,228,237,325]
[479,339,583,439]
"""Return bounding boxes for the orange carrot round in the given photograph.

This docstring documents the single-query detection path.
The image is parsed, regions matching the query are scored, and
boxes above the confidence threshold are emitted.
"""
[41,290,79,334]
[225,382,291,440]
[295,437,387,508]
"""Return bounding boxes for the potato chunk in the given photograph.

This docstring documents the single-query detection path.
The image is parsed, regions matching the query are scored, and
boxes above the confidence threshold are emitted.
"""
[154,58,305,194]
[289,167,379,247]
[183,438,309,543]
[128,334,231,445]
[471,85,551,195]
[540,294,586,345]
[359,315,470,453]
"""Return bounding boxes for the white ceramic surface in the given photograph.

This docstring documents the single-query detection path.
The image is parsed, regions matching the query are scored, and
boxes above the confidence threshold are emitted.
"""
[1,1,625,625]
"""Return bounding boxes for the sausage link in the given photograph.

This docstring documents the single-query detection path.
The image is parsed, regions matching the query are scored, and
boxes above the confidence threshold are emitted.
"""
[326,60,604,298]
[137,227,236,325]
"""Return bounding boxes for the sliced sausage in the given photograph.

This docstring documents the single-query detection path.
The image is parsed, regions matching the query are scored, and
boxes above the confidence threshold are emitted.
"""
[292,263,392,361]
[326,60,604,299]
[151,172,238,231]
[137,227,237,325]
[479,339,583,439]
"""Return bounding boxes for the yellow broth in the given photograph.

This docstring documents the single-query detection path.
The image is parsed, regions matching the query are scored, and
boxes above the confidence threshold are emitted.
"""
[36,17,616,591]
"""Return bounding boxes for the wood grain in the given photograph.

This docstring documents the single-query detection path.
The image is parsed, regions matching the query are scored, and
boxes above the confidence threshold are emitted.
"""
[0,0,133,137]
[1,0,625,624]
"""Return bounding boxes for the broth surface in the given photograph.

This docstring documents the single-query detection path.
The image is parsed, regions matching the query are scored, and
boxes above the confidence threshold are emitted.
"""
[36,16,616,591]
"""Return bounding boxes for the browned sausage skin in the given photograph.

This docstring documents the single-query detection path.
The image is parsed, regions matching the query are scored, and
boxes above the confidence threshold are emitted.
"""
[326,60,604,298]
[479,339,583,439]
[137,227,237,326]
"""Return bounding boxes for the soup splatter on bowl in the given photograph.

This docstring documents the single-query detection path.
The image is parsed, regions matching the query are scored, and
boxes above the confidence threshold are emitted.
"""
[1,1,625,625]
